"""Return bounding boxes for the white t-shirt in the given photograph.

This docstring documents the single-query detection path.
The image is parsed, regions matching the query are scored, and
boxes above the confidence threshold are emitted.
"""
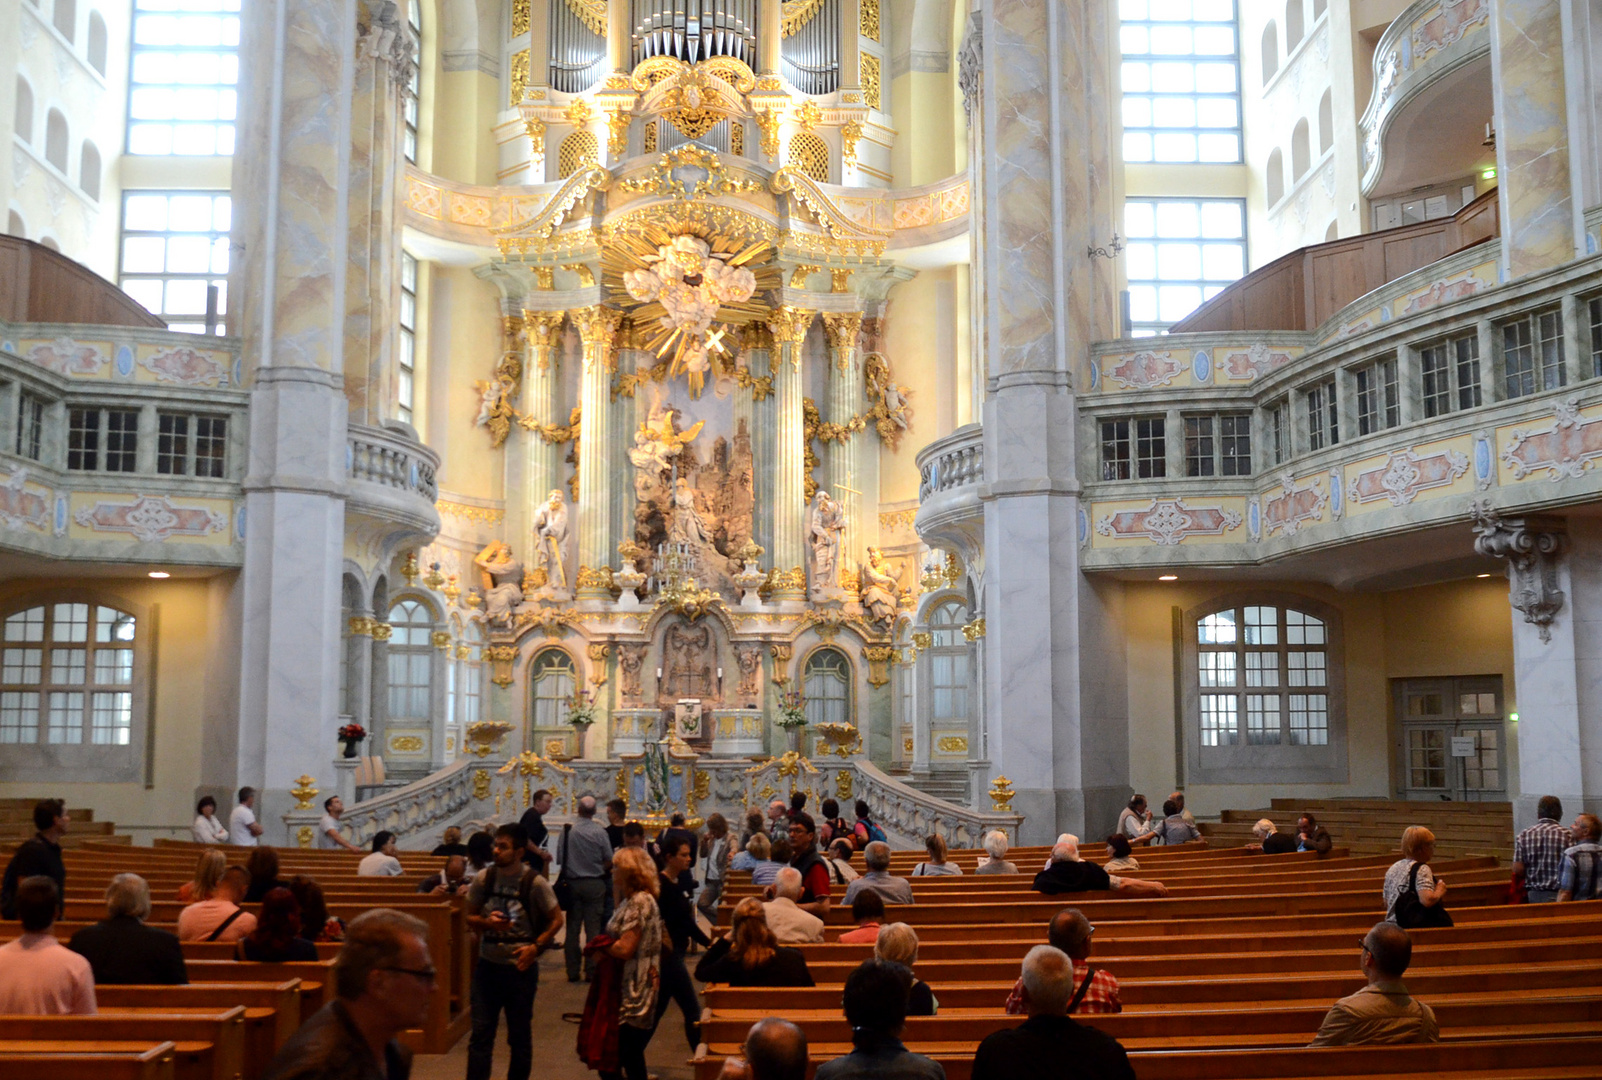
[358,852,404,877]
[228,803,258,847]
[317,813,345,850]
[193,814,228,845]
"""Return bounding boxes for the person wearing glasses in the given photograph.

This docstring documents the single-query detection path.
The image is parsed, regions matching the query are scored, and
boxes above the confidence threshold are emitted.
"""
[1308,922,1438,1046]
[261,908,436,1080]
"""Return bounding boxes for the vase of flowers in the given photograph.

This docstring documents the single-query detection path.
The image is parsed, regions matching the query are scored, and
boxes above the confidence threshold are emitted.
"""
[567,690,598,758]
[337,722,366,759]
[777,691,808,753]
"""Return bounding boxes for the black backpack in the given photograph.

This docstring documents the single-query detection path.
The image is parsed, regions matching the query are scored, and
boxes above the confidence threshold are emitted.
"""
[1390,861,1452,929]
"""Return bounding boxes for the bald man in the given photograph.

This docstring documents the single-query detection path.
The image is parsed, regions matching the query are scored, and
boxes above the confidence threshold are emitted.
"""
[718,1018,809,1080]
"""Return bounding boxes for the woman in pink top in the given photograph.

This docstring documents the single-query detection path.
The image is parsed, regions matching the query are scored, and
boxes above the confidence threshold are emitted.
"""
[837,889,885,944]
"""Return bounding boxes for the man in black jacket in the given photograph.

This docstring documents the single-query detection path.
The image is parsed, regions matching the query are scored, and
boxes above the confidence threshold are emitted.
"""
[1,798,68,919]
[655,834,709,1050]
[68,873,187,985]
[972,945,1134,1080]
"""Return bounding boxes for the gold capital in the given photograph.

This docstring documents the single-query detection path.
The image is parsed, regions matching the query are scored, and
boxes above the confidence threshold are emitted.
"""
[822,312,863,354]
[767,306,815,350]
[573,306,622,366]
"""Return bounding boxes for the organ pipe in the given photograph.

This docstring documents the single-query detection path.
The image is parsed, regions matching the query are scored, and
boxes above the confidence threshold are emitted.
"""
[631,0,758,67]
[549,0,607,94]
[780,0,839,95]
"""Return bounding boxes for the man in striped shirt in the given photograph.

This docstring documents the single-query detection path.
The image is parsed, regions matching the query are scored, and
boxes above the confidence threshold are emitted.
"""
[1513,795,1571,902]
[1004,907,1121,1015]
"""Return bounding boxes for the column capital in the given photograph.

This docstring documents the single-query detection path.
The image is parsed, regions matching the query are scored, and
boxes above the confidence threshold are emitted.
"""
[522,309,566,343]
[572,306,622,365]
[821,311,864,352]
[767,306,816,350]
[1470,500,1568,642]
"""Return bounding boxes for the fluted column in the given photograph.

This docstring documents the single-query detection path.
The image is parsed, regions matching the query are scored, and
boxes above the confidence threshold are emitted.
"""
[522,310,566,514]
[743,324,776,559]
[574,306,622,600]
[608,0,630,70]
[768,306,814,600]
[823,312,865,580]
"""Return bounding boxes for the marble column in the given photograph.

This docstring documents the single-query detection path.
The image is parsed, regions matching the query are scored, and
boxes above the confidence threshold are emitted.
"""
[574,306,622,600]
[345,614,375,734]
[760,0,782,73]
[743,324,776,559]
[522,309,566,521]
[768,306,814,601]
[823,312,866,581]
[1490,0,1583,279]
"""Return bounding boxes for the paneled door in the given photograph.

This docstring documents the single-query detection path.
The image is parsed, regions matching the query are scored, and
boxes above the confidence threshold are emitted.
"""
[1394,677,1506,802]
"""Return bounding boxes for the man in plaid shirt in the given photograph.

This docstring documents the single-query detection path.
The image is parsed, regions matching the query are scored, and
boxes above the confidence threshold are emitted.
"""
[1004,908,1120,1015]
[1513,796,1570,902]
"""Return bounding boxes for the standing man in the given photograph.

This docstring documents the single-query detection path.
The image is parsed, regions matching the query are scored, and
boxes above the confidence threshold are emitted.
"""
[230,787,264,847]
[1557,814,1602,902]
[561,796,614,984]
[604,799,628,849]
[1513,796,1571,902]
[465,823,563,1080]
[318,796,363,853]
[1,798,68,919]
[785,813,831,918]
[519,789,554,873]
[261,909,435,1080]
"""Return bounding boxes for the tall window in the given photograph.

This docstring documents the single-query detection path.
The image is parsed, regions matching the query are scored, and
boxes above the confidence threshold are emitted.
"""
[1185,412,1250,476]
[1501,308,1565,398]
[386,599,433,721]
[1306,378,1337,451]
[404,0,421,163]
[531,649,575,726]
[128,0,241,156]
[1420,335,1481,417]
[1119,0,1242,164]
[2,603,135,746]
[119,192,231,335]
[68,407,138,473]
[1354,357,1399,436]
[1198,604,1329,747]
[1268,400,1287,465]
[399,251,418,424]
[16,393,46,462]
[927,601,970,726]
[803,648,852,727]
[1125,198,1247,334]
[1100,416,1166,480]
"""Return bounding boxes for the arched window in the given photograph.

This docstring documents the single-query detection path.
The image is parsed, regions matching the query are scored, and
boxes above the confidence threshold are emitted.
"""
[79,142,100,201]
[404,0,420,163]
[1184,595,1346,783]
[803,647,851,727]
[787,132,830,182]
[386,599,434,721]
[87,10,108,75]
[1291,119,1310,180]
[53,0,76,42]
[14,79,33,144]
[45,109,69,173]
[2,603,135,746]
[1260,23,1278,83]
[928,600,970,725]
[558,130,598,178]
[1266,148,1284,205]
[531,648,575,726]
[1284,0,1303,50]
[1317,90,1333,155]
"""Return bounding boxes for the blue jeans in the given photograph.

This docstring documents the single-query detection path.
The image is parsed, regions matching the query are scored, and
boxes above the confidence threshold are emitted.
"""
[466,958,538,1080]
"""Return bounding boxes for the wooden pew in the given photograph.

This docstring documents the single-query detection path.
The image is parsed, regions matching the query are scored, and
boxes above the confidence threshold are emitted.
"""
[0,1041,177,1080]
[97,982,302,1066]
[0,1011,244,1080]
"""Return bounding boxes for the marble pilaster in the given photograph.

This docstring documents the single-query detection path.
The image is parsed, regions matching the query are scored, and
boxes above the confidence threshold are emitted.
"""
[744,326,776,560]
[345,613,374,733]
[823,312,867,577]
[574,306,622,599]
[522,310,566,524]
[768,306,814,600]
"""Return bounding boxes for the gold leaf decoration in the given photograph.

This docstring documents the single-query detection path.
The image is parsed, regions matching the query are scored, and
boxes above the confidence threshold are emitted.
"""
[510,49,530,107]
[782,0,828,37]
[558,130,600,178]
[563,0,607,35]
[787,131,830,183]
[859,0,880,41]
[936,735,968,753]
[512,0,531,36]
[861,53,881,110]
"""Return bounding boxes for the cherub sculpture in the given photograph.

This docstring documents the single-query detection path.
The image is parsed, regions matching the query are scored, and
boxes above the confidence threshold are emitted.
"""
[622,234,756,395]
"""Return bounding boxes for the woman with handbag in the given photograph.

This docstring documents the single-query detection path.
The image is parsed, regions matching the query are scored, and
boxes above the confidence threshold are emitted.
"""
[595,847,663,1080]
[1384,826,1451,928]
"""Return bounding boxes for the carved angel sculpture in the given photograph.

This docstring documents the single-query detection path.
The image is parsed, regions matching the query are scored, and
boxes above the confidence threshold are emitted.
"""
[623,234,755,389]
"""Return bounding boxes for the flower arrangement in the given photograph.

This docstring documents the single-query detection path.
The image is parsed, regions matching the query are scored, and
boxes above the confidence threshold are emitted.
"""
[337,723,366,742]
[776,691,808,729]
[567,689,598,727]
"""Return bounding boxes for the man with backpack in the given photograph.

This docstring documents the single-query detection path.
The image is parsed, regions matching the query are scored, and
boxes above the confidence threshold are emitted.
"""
[465,823,564,1080]
[851,800,888,848]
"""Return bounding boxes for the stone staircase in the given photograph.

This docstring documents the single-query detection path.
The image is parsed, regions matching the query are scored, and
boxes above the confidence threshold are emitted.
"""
[0,798,127,849]
[884,767,971,806]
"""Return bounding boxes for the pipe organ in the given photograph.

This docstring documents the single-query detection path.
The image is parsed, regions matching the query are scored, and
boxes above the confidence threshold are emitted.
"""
[549,0,608,94]
[780,0,840,96]
[631,0,759,67]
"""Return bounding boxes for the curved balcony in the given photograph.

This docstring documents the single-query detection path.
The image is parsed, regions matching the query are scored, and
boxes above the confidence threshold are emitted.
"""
[1358,0,1492,198]
[345,422,441,549]
[914,424,985,568]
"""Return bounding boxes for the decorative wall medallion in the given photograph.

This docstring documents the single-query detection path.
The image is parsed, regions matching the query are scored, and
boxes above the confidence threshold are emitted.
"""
[27,337,105,376]
[1473,433,1494,489]
[1347,448,1469,507]
[1221,342,1292,381]
[0,470,49,531]
[142,345,224,385]
[388,735,425,753]
[1191,350,1212,384]
[114,344,136,378]
[1399,270,1482,316]
[73,495,228,542]
[1262,472,1328,537]
[473,768,492,800]
[936,735,968,754]
[903,737,914,754]
[1077,507,1089,546]
[1502,397,1602,482]
[1104,350,1183,390]
[1088,360,1099,391]
[234,505,247,542]
[1096,498,1242,546]
[1247,496,1261,542]
[1329,466,1344,519]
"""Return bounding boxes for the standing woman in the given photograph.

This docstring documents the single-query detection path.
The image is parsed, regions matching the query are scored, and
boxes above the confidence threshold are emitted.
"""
[697,813,731,924]
[601,847,664,1080]
[192,797,228,845]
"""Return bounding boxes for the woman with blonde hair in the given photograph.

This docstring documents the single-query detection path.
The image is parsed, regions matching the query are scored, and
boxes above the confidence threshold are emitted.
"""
[598,847,663,1080]
[177,848,226,902]
[911,833,962,876]
[1384,825,1450,927]
[875,921,936,1015]
[694,896,815,987]
[975,831,1017,875]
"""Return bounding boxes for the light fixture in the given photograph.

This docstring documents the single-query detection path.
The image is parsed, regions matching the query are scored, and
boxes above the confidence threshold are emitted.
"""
[1477,573,1491,578]
[1509,712,1519,724]
[148,571,170,579]
[1158,574,1178,582]
[1481,167,1497,180]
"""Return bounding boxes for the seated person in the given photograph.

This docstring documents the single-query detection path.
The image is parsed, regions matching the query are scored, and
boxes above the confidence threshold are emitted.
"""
[753,836,790,887]
[178,865,259,942]
[1103,834,1140,873]
[1151,799,1205,846]
[695,897,815,987]
[874,922,935,1016]
[358,831,405,877]
[1296,813,1334,855]
[838,889,885,944]
[825,838,860,884]
[975,831,1018,875]
[177,848,227,903]
[244,847,288,903]
[813,959,944,1080]
[842,841,916,906]
[417,854,471,896]
[0,877,96,1014]
[68,873,188,985]
[715,1017,809,1080]
[731,832,771,874]
[1005,907,1120,1015]
[1309,922,1438,1046]
[1253,819,1299,855]
[974,946,1134,1080]
[911,833,962,877]
[238,887,319,962]
[289,876,345,943]
[432,826,469,856]
[763,867,826,944]
[1032,837,1167,897]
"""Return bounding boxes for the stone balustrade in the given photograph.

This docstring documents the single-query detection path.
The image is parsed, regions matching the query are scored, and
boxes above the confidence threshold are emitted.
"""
[917,424,985,501]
